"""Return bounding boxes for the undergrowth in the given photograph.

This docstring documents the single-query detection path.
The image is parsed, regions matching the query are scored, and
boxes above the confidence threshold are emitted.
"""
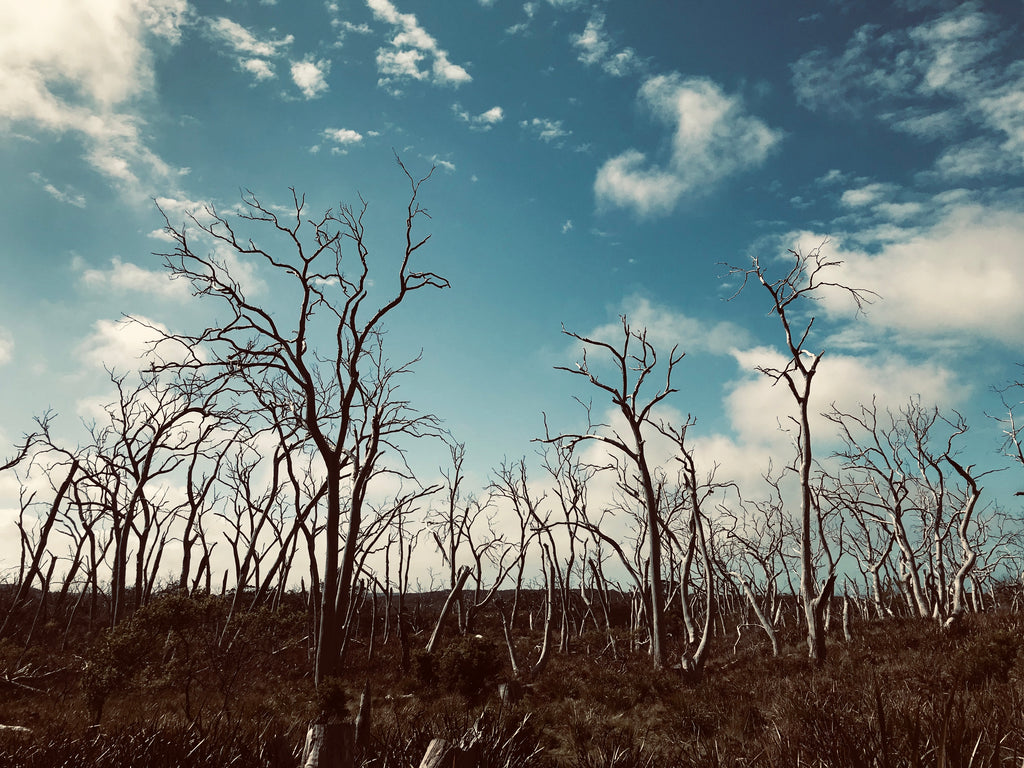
[2,591,1024,766]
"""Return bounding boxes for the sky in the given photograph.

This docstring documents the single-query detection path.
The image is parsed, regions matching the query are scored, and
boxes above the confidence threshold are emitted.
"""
[1,0,1024,582]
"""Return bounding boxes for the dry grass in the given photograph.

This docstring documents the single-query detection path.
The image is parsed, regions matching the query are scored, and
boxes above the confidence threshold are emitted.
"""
[2,591,1024,766]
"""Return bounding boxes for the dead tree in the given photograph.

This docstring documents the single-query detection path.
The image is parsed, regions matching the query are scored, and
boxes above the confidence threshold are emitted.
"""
[544,317,683,668]
[655,416,723,676]
[488,457,545,629]
[826,399,934,617]
[992,364,1024,495]
[726,244,874,664]
[148,157,447,687]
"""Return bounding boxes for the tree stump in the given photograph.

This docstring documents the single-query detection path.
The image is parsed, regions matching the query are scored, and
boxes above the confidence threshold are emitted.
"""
[300,719,355,768]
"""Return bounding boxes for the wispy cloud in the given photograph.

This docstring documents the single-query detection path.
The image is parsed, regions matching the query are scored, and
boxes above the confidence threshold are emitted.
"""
[792,3,1024,178]
[429,156,456,173]
[520,117,571,145]
[0,0,189,200]
[582,295,751,360]
[596,74,781,216]
[571,14,643,77]
[366,0,471,91]
[29,172,86,208]
[79,256,189,301]
[505,3,537,35]
[0,328,12,366]
[206,16,293,84]
[453,104,504,130]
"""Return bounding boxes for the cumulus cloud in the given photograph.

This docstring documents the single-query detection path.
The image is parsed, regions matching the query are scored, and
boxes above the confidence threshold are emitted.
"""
[0,0,189,198]
[681,345,970,497]
[242,58,276,81]
[322,127,363,146]
[78,317,191,372]
[791,3,1024,177]
[804,204,1024,348]
[367,0,471,90]
[595,74,781,216]
[79,256,189,301]
[291,58,331,99]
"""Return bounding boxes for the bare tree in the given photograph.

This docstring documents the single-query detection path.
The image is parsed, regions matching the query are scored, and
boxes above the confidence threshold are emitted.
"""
[992,364,1024,495]
[148,158,447,688]
[545,317,684,668]
[726,244,874,663]
[488,457,545,628]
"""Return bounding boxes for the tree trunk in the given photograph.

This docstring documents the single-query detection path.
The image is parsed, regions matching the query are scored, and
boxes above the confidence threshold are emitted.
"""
[301,720,354,768]
[425,565,471,654]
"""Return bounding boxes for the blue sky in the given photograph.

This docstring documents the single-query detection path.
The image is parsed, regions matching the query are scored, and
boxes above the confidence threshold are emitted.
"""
[1,0,1023,544]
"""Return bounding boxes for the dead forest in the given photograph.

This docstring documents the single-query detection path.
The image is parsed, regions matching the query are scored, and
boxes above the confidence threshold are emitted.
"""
[2,167,1024,767]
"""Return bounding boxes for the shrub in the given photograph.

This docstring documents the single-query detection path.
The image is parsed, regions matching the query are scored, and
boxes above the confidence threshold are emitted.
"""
[957,630,1020,688]
[436,635,501,699]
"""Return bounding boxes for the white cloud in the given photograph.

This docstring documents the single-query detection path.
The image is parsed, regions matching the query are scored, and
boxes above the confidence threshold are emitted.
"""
[571,14,643,77]
[0,0,189,198]
[791,4,1024,177]
[242,58,276,81]
[572,14,610,66]
[0,328,12,366]
[367,0,471,89]
[29,172,86,208]
[478,106,504,124]
[430,156,456,173]
[79,256,188,301]
[323,128,363,145]
[595,74,781,216]
[520,117,571,144]
[807,204,1024,348]
[840,182,894,208]
[586,295,751,358]
[78,317,189,372]
[453,104,504,131]
[693,345,969,496]
[604,48,641,78]
[725,347,966,449]
[431,53,472,86]
[206,17,293,59]
[561,219,573,234]
[291,58,331,99]
[595,150,684,218]
[934,137,1022,178]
